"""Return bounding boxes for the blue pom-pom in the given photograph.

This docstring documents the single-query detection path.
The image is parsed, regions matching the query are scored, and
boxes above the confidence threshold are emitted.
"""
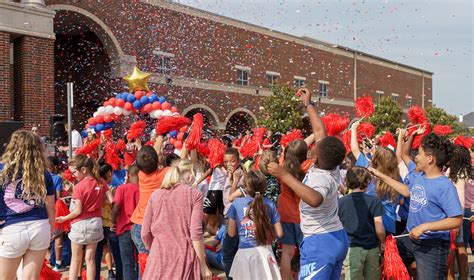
[127,94,136,103]
[133,100,143,109]
[169,130,178,138]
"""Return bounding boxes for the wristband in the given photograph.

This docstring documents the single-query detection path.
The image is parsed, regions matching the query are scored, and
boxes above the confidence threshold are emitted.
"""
[304,101,315,107]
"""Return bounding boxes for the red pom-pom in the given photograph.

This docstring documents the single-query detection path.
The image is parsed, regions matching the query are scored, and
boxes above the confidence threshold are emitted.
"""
[102,129,113,140]
[379,131,397,149]
[208,139,226,168]
[174,140,183,149]
[322,114,350,136]
[64,169,75,183]
[453,135,474,149]
[407,105,427,124]
[382,235,410,280]
[355,96,375,118]
[240,127,266,158]
[75,138,101,156]
[40,260,61,280]
[357,122,376,139]
[138,253,148,277]
[408,122,430,149]
[105,141,123,170]
[280,129,303,148]
[54,199,71,232]
[185,113,204,150]
[433,125,453,136]
[127,120,146,140]
[155,116,191,135]
[196,142,210,157]
[341,130,352,155]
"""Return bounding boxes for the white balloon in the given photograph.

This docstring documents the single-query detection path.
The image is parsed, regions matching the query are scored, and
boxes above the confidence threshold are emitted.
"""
[172,112,179,116]
[149,110,157,118]
[155,110,163,118]
[97,106,105,115]
[163,109,172,117]
[113,107,123,115]
[93,112,99,118]
[123,110,132,116]
[105,105,114,115]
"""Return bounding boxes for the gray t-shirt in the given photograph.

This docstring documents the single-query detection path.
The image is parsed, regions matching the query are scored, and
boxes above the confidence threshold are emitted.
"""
[300,166,344,237]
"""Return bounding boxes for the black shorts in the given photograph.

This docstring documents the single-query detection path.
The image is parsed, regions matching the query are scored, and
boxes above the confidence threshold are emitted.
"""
[203,190,224,215]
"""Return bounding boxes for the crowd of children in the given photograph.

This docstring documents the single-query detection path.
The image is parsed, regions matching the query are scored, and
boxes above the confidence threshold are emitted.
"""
[0,87,473,280]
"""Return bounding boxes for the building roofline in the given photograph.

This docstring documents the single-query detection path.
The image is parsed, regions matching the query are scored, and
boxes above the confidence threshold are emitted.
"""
[143,0,433,76]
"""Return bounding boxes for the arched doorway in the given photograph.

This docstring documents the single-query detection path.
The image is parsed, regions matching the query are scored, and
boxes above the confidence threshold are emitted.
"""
[184,107,219,131]
[225,109,257,136]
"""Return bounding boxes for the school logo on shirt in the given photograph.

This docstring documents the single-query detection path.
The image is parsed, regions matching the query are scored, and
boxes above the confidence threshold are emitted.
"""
[241,217,255,239]
[410,184,428,212]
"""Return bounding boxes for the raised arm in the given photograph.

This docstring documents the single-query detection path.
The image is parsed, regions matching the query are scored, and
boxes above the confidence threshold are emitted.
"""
[153,135,164,156]
[193,167,212,188]
[298,88,327,142]
[396,128,406,164]
[369,167,410,197]
[350,121,361,159]
[304,133,315,147]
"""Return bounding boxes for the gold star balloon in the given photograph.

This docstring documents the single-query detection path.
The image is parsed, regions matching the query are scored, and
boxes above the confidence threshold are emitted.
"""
[123,66,152,92]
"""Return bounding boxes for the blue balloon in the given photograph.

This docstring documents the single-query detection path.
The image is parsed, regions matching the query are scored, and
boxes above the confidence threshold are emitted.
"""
[127,94,136,103]
[104,123,113,129]
[158,96,166,104]
[95,123,104,132]
[149,94,158,103]
[116,93,122,99]
[133,100,143,109]
[169,130,178,138]
[81,130,88,138]
[140,96,150,105]
[89,125,95,131]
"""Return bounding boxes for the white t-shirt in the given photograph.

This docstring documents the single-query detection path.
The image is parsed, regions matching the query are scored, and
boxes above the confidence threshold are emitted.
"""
[208,167,227,191]
[71,129,83,149]
[195,171,209,198]
[223,167,245,216]
[300,166,344,237]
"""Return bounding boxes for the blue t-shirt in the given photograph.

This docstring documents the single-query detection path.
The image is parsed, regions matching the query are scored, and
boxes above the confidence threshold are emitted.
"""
[51,173,63,199]
[0,164,55,228]
[405,161,463,240]
[398,161,417,221]
[227,196,280,249]
[214,225,226,263]
[111,169,127,188]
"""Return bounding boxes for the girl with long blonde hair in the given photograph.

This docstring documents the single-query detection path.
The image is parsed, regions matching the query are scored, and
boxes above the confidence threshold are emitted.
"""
[0,130,56,279]
[141,159,212,279]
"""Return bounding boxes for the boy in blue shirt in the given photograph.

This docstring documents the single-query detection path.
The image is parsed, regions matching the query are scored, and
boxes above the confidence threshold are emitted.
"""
[370,133,463,279]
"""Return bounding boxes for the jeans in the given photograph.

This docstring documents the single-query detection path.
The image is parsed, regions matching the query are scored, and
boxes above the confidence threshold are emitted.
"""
[95,227,123,280]
[205,250,225,271]
[118,230,138,280]
[131,224,148,254]
[221,223,239,279]
[396,234,449,280]
[463,207,474,250]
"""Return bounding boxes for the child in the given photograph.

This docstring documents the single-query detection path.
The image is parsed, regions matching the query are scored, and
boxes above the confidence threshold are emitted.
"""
[224,147,245,213]
[268,88,349,280]
[112,165,140,280]
[205,224,226,271]
[258,150,280,204]
[141,159,212,279]
[227,170,283,279]
[338,167,385,280]
[56,155,113,280]
[369,133,463,279]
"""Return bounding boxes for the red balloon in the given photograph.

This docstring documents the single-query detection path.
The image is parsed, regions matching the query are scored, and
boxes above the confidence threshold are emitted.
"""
[179,126,188,133]
[95,115,104,124]
[116,99,125,107]
[109,98,116,106]
[161,102,171,110]
[85,124,90,129]
[124,102,133,111]
[174,141,183,149]
[104,115,113,123]
[177,132,185,141]
[142,103,152,113]
[146,92,153,97]
[152,101,161,110]
[88,117,96,125]
[113,114,121,122]
[171,106,178,113]
[169,138,176,145]
[104,101,110,106]
[135,90,145,99]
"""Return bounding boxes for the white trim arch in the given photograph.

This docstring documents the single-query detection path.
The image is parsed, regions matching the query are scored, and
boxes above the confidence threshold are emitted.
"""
[224,108,258,128]
[48,4,136,78]
[182,104,222,128]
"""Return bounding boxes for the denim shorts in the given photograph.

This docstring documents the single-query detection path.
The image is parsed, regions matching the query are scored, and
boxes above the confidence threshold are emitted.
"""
[69,217,103,245]
[278,222,303,246]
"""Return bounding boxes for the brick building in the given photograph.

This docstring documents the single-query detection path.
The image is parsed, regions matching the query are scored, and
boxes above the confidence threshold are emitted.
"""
[0,0,433,138]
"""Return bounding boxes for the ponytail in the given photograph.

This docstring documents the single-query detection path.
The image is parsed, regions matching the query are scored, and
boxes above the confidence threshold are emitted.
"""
[244,171,272,245]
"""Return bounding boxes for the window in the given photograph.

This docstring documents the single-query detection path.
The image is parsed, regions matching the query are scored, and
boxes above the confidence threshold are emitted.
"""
[237,69,249,86]
[376,90,384,102]
[391,94,398,103]
[153,50,174,75]
[266,71,280,87]
[406,98,412,108]
[294,76,306,88]
[319,81,329,99]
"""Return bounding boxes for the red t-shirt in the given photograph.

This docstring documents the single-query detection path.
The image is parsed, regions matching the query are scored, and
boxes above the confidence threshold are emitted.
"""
[71,177,108,224]
[277,159,313,223]
[113,183,139,235]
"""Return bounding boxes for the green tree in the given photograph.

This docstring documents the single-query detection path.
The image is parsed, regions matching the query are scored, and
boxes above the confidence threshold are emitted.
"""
[258,84,303,133]
[369,96,403,134]
[425,106,468,135]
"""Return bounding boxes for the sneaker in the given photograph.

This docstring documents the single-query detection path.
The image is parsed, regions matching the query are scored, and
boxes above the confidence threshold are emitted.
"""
[52,263,68,272]
[108,270,116,280]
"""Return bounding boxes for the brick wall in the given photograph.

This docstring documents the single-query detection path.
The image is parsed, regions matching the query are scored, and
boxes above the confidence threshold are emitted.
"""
[0,32,12,121]
[13,36,55,136]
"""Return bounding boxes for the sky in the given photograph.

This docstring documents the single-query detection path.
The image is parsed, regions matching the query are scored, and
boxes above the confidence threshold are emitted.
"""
[176,0,473,116]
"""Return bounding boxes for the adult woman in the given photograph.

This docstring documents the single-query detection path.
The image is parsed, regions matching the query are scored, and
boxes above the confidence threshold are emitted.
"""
[0,130,55,279]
